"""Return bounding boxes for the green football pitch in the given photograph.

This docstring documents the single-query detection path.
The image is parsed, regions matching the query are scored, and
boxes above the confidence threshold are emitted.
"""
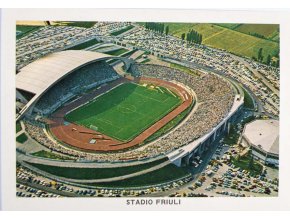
[65,82,182,142]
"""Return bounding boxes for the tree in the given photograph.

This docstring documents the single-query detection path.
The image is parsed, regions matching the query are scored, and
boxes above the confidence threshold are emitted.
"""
[199,34,203,44]
[236,154,241,162]
[185,29,203,44]
[258,48,263,62]
[248,155,254,170]
[266,54,271,66]
[181,33,185,40]
[165,26,169,35]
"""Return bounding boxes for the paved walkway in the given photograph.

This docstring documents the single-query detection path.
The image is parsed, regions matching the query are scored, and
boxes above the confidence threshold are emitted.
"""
[230,54,279,97]
[16,121,26,137]
[16,151,165,168]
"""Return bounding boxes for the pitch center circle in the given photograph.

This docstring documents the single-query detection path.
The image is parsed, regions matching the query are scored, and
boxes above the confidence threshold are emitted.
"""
[117,104,137,114]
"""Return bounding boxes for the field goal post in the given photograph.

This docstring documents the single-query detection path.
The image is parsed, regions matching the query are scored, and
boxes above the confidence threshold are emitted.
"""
[90,124,98,131]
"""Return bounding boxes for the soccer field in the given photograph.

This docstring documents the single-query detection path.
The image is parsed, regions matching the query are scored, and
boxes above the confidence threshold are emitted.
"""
[65,83,182,141]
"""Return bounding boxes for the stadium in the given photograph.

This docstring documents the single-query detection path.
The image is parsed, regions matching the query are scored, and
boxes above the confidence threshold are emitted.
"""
[16,50,244,193]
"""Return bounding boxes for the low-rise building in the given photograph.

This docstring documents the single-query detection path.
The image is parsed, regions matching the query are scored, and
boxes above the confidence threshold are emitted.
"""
[241,119,279,167]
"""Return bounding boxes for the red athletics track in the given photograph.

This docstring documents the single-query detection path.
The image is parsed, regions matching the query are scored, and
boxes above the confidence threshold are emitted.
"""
[48,77,193,152]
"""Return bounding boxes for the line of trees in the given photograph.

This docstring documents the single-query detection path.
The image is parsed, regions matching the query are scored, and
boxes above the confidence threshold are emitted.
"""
[253,47,279,68]
[184,29,203,44]
[145,22,169,35]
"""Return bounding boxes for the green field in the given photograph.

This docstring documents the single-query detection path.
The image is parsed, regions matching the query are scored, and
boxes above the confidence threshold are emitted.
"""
[104,48,129,56]
[27,157,168,180]
[66,39,100,50]
[65,83,182,141]
[52,21,96,28]
[16,133,28,143]
[110,25,135,36]
[16,25,42,39]
[86,164,190,188]
[203,28,278,59]
[242,87,255,109]
[164,23,279,60]
[32,150,74,160]
[215,23,241,29]
[16,122,22,133]
[234,24,279,40]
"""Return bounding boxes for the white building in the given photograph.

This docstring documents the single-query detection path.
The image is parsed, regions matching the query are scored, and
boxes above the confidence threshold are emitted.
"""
[241,119,279,167]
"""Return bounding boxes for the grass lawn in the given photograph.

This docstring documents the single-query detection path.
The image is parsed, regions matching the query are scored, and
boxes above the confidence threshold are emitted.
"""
[242,87,255,109]
[165,22,198,37]
[104,48,129,56]
[16,122,22,133]
[67,39,100,50]
[26,157,168,180]
[231,154,263,176]
[16,133,28,143]
[234,24,279,39]
[163,23,279,60]
[52,21,96,28]
[215,23,241,29]
[87,164,190,188]
[140,58,150,64]
[203,28,279,59]
[65,83,182,141]
[110,25,134,36]
[32,150,74,160]
[120,49,137,57]
[16,25,42,39]
[169,63,201,76]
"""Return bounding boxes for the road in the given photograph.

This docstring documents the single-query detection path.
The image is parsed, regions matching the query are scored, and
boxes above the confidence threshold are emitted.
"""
[17,178,83,197]
[231,54,279,97]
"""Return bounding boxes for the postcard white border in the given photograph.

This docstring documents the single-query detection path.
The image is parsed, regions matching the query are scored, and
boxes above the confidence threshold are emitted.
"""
[1,8,290,211]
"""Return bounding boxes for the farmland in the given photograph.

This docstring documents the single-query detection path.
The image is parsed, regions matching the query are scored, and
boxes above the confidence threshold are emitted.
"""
[165,23,279,60]
[234,24,279,41]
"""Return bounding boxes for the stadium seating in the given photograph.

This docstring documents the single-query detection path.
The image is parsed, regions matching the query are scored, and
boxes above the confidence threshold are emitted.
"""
[34,61,120,114]
[24,64,235,162]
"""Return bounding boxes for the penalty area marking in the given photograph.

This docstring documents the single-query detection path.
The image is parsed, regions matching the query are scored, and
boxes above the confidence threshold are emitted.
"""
[166,88,177,97]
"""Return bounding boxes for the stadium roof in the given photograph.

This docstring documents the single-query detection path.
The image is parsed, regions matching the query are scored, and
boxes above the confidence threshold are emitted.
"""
[243,119,279,155]
[16,50,112,95]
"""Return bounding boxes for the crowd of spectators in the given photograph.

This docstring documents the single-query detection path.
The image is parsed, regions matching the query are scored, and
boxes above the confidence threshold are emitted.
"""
[34,61,120,115]
[24,121,85,159]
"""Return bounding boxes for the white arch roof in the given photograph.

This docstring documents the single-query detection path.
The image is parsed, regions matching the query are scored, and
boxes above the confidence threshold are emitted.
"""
[243,119,279,155]
[16,50,112,95]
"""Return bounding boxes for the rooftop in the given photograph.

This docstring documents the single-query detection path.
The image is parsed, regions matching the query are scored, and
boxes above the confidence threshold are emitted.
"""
[16,50,112,95]
[243,119,279,155]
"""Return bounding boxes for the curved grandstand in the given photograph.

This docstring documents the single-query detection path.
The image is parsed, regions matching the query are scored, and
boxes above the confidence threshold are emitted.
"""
[17,51,243,166]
